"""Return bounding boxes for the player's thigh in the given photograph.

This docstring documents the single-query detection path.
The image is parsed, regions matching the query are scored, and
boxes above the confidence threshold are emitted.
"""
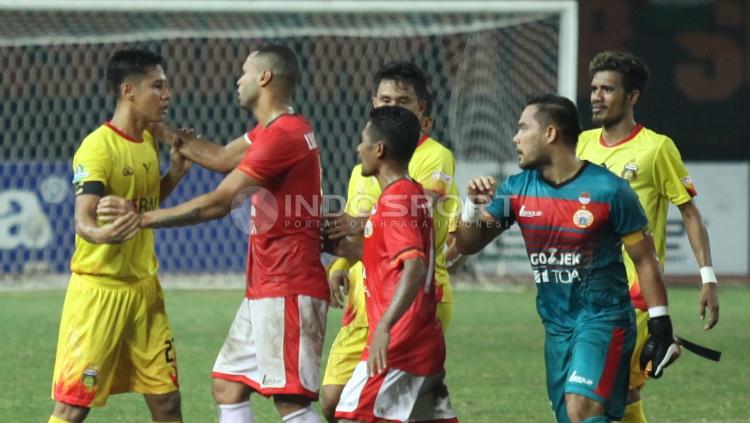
[567,322,635,421]
[120,277,179,396]
[52,275,139,408]
[628,309,650,391]
[323,325,368,386]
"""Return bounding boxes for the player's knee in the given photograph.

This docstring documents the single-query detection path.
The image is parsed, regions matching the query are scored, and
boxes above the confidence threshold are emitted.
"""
[52,401,90,423]
[273,394,312,417]
[565,394,604,423]
[212,378,250,404]
[320,386,343,422]
[145,391,182,420]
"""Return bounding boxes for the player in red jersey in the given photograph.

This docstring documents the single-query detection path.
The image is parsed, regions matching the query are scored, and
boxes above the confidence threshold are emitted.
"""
[327,106,457,423]
[97,45,328,423]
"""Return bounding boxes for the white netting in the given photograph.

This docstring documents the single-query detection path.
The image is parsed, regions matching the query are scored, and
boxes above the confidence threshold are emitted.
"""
[0,8,564,286]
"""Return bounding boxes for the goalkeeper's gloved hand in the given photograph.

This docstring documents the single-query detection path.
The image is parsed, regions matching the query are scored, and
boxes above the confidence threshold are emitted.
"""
[640,315,681,379]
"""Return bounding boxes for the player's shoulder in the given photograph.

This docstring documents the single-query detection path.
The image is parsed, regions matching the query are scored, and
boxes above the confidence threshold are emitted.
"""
[636,126,679,151]
[502,169,535,192]
[417,136,454,158]
[582,162,633,197]
[257,114,313,141]
[77,124,112,152]
[578,127,602,143]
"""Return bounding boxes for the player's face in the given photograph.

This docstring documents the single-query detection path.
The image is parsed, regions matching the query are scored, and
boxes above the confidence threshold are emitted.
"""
[372,80,424,121]
[130,65,170,123]
[357,122,381,177]
[237,52,261,110]
[513,105,550,170]
[590,70,630,127]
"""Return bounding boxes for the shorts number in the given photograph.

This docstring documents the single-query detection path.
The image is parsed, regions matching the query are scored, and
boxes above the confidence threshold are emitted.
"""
[164,338,175,363]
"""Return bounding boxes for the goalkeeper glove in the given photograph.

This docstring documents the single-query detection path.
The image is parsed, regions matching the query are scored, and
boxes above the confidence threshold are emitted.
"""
[640,315,681,379]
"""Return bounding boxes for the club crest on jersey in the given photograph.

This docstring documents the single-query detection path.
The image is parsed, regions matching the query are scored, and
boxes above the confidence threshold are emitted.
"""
[82,368,98,388]
[364,219,374,238]
[123,166,134,176]
[621,161,638,181]
[72,165,89,183]
[573,192,594,228]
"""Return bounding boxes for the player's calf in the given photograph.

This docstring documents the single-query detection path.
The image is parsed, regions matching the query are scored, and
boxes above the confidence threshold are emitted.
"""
[321,385,345,422]
[565,393,605,423]
[273,394,318,421]
[144,391,182,422]
[213,378,252,404]
[50,401,90,423]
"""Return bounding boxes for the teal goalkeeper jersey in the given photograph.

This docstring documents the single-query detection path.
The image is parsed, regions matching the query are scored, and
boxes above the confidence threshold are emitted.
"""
[486,162,648,330]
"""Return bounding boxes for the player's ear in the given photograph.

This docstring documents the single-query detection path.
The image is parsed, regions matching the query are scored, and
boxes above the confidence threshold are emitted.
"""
[259,69,273,87]
[545,125,558,144]
[628,89,641,107]
[121,82,135,101]
[375,140,385,159]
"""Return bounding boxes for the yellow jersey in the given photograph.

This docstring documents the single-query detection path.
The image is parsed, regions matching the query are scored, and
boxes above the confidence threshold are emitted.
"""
[329,135,458,327]
[577,124,696,309]
[70,123,161,281]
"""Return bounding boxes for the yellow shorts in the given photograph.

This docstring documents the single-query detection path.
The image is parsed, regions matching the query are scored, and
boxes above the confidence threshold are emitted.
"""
[51,274,178,408]
[322,300,453,386]
[629,308,650,390]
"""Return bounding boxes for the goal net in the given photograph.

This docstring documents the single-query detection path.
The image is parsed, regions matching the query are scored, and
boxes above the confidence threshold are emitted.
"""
[0,1,577,288]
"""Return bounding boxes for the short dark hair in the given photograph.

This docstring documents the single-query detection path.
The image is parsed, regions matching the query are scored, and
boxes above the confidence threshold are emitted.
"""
[423,90,433,117]
[526,94,582,149]
[106,49,163,97]
[589,51,650,95]
[255,44,300,96]
[367,106,421,164]
[373,61,429,102]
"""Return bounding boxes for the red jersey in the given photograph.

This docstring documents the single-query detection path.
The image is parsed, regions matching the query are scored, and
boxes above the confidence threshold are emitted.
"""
[237,114,328,300]
[361,178,444,376]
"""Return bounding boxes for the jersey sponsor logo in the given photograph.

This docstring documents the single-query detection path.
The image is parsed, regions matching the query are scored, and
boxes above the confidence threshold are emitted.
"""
[518,204,542,217]
[304,132,318,150]
[529,249,581,266]
[568,370,593,386]
[621,161,638,181]
[72,164,89,183]
[131,197,159,213]
[533,268,580,284]
[122,166,134,176]
[142,162,152,171]
[431,170,452,183]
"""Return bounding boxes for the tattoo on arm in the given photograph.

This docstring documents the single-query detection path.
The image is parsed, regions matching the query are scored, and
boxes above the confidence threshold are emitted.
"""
[150,208,202,228]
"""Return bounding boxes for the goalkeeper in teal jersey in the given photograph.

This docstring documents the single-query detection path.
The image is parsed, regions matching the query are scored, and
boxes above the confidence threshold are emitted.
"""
[455,95,679,423]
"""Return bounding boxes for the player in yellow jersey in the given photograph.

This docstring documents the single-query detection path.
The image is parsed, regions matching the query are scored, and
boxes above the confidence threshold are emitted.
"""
[576,51,720,423]
[320,62,459,422]
[48,50,190,423]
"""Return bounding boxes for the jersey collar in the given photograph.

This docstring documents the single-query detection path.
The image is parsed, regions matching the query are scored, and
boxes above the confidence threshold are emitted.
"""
[598,124,643,148]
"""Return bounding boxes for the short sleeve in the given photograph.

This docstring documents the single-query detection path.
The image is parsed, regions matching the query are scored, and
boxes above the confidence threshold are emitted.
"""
[381,193,426,267]
[72,137,111,187]
[237,127,309,182]
[611,179,649,236]
[411,147,455,195]
[652,137,696,206]
[484,179,516,226]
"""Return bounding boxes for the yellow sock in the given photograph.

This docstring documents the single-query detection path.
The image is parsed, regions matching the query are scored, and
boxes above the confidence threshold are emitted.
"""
[620,399,647,423]
[49,416,72,423]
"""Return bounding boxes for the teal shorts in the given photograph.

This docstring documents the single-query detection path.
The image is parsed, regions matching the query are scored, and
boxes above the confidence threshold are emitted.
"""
[544,318,635,423]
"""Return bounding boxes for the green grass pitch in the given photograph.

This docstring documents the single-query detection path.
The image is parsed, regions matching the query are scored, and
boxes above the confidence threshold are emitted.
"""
[1,285,748,422]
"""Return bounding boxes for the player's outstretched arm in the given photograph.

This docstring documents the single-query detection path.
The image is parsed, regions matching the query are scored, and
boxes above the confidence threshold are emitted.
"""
[159,146,192,203]
[142,168,261,228]
[455,176,504,255]
[368,256,426,377]
[75,194,140,244]
[150,124,248,173]
[677,201,719,330]
[625,231,679,378]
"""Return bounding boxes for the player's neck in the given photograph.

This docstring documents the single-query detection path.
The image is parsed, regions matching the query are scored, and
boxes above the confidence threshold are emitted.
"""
[109,106,146,141]
[540,153,583,186]
[254,95,293,127]
[600,115,638,146]
[375,163,409,190]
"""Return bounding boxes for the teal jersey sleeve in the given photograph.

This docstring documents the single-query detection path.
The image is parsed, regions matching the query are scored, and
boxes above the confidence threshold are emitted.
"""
[610,178,649,236]
[485,179,516,227]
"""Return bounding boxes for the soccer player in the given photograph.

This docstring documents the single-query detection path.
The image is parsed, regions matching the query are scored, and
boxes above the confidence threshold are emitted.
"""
[576,51,720,423]
[320,63,459,421]
[455,95,679,423]
[49,49,188,423]
[98,45,328,423]
[330,106,458,423]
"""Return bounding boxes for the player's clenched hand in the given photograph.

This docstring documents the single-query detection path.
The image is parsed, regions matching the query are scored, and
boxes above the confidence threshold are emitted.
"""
[467,176,496,205]
[97,195,136,223]
[323,213,362,240]
[640,316,681,379]
[328,269,349,308]
[368,322,390,377]
[698,283,719,330]
[147,122,179,146]
[169,146,192,177]
[99,211,141,243]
